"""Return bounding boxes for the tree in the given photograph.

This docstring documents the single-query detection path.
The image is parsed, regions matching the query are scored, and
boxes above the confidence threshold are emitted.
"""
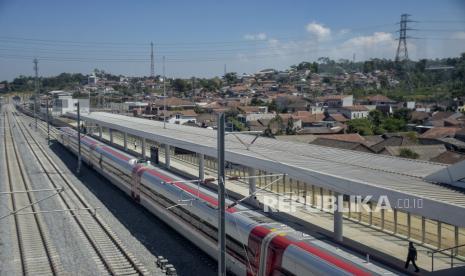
[346,119,374,136]
[382,118,406,133]
[194,105,205,114]
[379,75,389,89]
[225,108,239,120]
[368,109,386,134]
[286,118,296,135]
[399,148,419,159]
[251,97,266,106]
[224,72,238,85]
[172,78,190,92]
[405,131,418,143]
[368,109,384,128]
[229,117,245,131]
[266,115,284,136]
[267,99,278,112]
[393,108,411,122]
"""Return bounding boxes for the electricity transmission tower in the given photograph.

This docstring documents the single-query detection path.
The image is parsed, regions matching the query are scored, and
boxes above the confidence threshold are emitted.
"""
[150,41,155,78]
[395,14,416,93]
[395,14,413,62]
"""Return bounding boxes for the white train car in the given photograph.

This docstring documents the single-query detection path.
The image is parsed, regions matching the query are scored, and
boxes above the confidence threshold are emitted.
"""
[58,127,396,276]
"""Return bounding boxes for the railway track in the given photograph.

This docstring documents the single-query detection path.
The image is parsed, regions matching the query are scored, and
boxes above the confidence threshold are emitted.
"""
[2,111,63,275]
[8,106,148,276]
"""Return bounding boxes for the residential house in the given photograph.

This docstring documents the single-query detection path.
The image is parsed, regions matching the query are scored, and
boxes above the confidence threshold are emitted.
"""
[151,97,196,111]
[160,110,197,125]
[237,106,273,123]
[309,105,325,114]
[298,113,326,128]
[309,134,373,153]
[274,95,307,111]
[425,112,464,127]
[324,113,349,124]
[339,105,369,119]
[315,95,353,107]
[196,113,217,128]
[410,111,431,124]
[363,94,396,106]
[370,134,417,153]
[420,127,460,139]
[382,145,447,161]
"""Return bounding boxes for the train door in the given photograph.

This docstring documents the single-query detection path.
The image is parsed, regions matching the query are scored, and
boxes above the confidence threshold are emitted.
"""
[131,163,148,202]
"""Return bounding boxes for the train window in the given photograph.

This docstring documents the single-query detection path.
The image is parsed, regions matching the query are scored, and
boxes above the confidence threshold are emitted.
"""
[241,211,275,224]
[271,268,294,276]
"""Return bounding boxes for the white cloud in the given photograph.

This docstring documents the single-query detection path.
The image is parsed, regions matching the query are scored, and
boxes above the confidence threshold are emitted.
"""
[343,32,394,47]
[243,33,267,41]
[306,21,331,39]
[338,32,398,60]
[338,29,351,35]
[451,31,465,40]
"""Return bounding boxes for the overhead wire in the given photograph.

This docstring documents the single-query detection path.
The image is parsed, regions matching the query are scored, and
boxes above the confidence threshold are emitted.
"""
[0,20,462,66]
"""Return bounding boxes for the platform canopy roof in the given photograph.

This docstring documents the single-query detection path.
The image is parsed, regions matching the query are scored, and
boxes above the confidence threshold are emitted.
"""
[80,112,465,227]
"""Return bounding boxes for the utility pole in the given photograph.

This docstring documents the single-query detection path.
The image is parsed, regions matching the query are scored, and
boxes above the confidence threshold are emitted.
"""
[46,95,50,145]
[150,41,155,78]
[217,113,226,276]
[33,58,39,131]
[163,55,166,129]
[395,14,412,62]
[76,100,82,174]
[191,77,195,101]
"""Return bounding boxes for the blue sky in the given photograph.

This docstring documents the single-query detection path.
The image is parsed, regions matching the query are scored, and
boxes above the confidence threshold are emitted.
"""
[1,0,464,81]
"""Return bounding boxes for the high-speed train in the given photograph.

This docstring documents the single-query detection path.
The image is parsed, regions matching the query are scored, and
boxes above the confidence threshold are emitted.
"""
[57,127,396,276]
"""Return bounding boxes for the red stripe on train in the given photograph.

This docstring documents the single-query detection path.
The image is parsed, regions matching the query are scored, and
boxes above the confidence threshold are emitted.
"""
[145,169,237,213]
[248,225,372,276]
[100,146,131,161]
[295,242,372,276]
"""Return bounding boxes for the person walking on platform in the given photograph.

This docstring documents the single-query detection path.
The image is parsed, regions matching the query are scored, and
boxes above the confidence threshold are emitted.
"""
[405,242,420,272]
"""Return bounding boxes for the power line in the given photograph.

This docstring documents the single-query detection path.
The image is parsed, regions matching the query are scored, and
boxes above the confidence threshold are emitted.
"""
[0,34,461,58]
[413,29,465,32]
[0,40,399,63]
[1,37,376,55]
[0,25,396,48]
[415,20,465,24]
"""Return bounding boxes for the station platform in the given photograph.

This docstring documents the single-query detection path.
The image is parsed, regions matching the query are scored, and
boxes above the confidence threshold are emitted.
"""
[93,130,464,274]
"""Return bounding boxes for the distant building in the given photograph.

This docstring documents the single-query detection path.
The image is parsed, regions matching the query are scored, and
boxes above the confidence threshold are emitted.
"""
[363,94,396,106]
[309,105,325,114]
[275,95,307,111]
[315,95,353,108]
[151,97,196,111]
[123,102,148,112]
[237,106,272,123]
[161,110,197,125]
[406,101,416,110]
[48,90,73,98]
[52,96,89,116]
[88,74,98,86]
[339,105,369,119]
